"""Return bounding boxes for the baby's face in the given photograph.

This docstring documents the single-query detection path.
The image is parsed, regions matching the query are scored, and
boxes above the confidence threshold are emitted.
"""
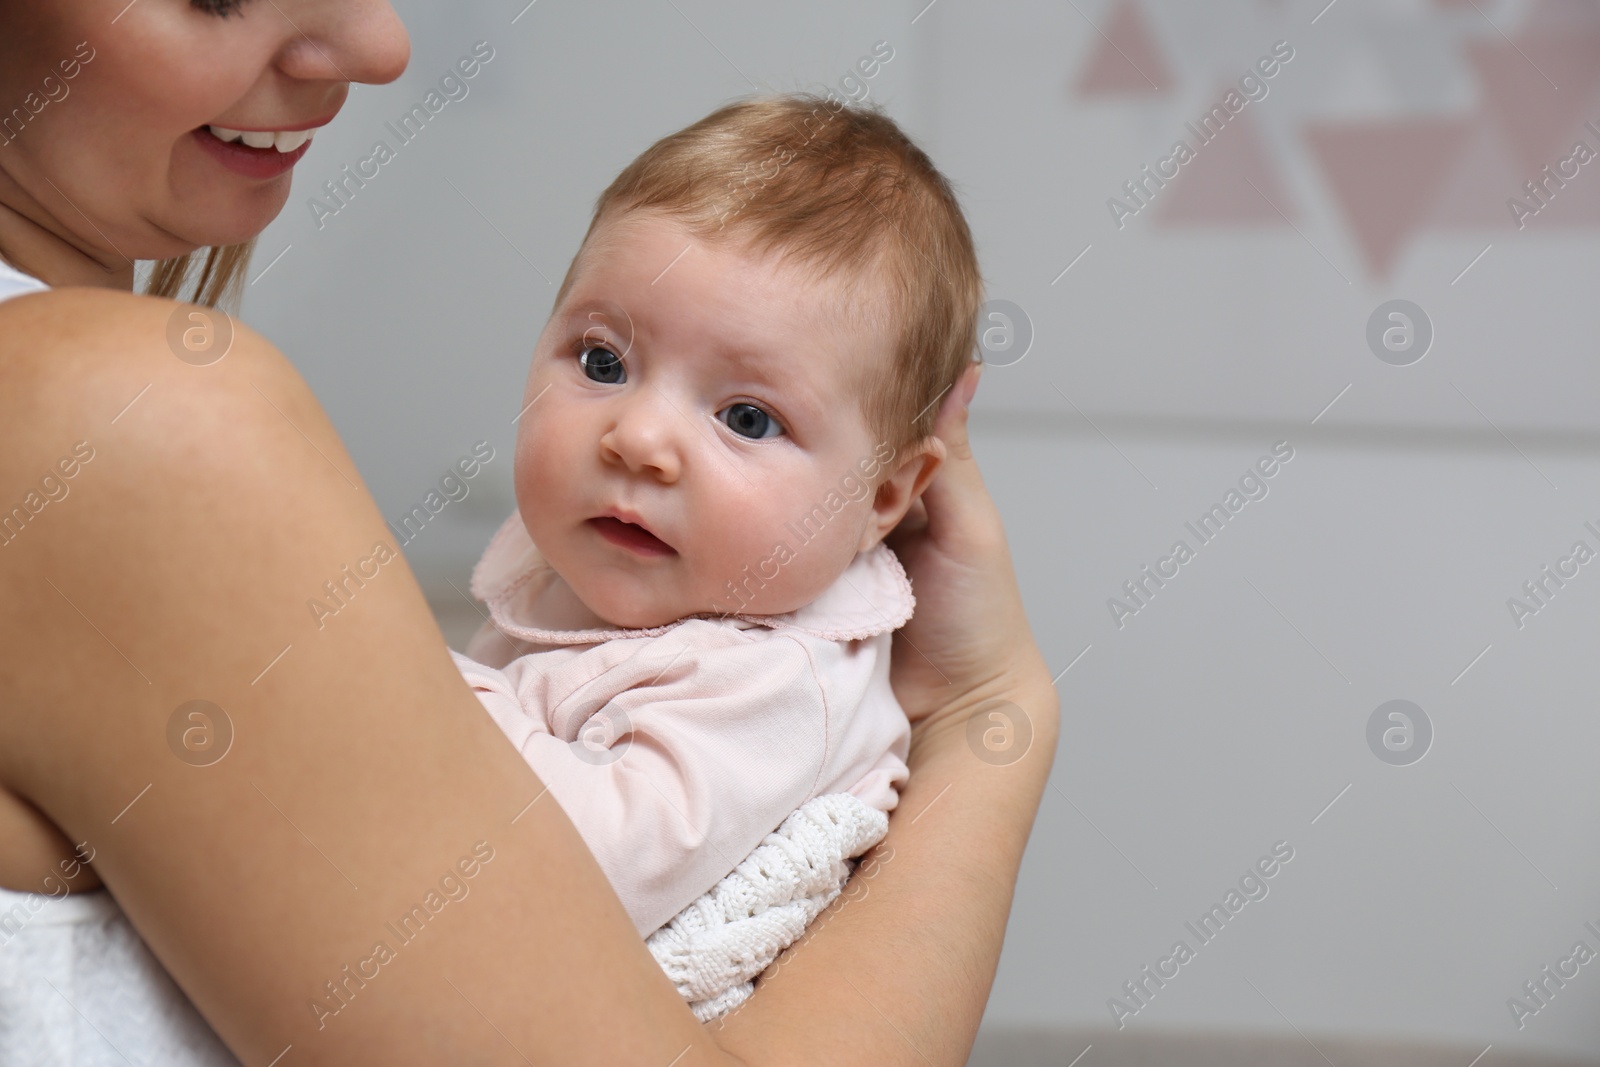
[514,211,899,629]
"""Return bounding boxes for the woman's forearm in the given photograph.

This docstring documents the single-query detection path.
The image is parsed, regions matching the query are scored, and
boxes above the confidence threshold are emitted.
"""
[711,673,1060,1067]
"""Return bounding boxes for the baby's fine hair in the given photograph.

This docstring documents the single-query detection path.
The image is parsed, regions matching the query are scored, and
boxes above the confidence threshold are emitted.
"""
[556,92,984,450]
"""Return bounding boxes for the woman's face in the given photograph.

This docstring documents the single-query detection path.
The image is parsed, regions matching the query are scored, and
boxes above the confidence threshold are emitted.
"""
[0,0,409,263]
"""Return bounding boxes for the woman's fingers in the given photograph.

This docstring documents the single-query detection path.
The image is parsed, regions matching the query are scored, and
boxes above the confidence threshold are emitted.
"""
[919,360,1005,558]
[923,361,982,505]
[885,360,983,554]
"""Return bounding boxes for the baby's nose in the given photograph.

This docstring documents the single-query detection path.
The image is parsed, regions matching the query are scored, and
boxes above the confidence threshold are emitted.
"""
[599,393,682,482]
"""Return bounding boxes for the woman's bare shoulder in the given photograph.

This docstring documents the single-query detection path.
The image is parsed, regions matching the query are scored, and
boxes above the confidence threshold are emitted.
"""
[0,287,298,466]
[0,285,173,346]
[0,286,278,381]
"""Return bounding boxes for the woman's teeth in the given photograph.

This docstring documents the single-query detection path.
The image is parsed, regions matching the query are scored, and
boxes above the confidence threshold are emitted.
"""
[205,125,314,152]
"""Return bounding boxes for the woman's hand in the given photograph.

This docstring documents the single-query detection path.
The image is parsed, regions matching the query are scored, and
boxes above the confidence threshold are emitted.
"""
[717,367,1058,1065]
[886,361,1055,732]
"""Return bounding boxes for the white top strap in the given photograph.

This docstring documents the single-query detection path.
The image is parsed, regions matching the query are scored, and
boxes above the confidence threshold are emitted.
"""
[0,257,48,301]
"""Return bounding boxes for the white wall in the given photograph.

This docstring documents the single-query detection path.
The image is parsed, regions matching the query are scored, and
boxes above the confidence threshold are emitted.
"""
[242,0,1600,1059]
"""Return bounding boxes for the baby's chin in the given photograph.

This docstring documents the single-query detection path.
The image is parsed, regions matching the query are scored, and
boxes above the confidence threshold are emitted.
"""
[576,577,826,630]
[587,600,687,630]
[566,574,700,630]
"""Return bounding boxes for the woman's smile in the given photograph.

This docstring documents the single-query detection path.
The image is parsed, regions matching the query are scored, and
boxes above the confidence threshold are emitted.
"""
[191,124,316,179]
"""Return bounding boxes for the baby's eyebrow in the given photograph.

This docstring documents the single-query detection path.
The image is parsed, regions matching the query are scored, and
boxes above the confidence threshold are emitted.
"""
[564,301,637,353]
[719,344,777,375]
[716,341,793,384]
[721,345,835,424]
[566,302,627,328]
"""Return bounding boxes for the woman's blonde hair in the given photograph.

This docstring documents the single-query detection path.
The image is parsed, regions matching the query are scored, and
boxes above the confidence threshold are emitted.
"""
[144,241,256,309]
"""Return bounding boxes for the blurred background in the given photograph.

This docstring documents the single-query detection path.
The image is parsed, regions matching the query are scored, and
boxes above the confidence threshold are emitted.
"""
[238,0,1600,1061]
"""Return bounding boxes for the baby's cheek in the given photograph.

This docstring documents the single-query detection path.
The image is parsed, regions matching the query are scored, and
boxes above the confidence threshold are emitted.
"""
[517,412,573,491]
[695,522,762,583]
[514,429,573,541]
[694,506,859,615]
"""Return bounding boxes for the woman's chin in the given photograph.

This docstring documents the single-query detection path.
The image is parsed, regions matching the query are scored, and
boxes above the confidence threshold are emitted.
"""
[158,182,291,251]
[201,194,288,246]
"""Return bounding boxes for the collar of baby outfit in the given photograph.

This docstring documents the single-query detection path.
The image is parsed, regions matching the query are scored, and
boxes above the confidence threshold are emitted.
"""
[468,512,916,645]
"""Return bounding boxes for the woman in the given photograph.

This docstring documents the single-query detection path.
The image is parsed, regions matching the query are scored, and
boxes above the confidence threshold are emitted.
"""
[0,2,1058,1063]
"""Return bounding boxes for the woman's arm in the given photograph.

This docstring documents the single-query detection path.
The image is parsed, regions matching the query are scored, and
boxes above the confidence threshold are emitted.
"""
[712,681,1058,1065]
[0,298,1052,1065]
[0,290,716,1065]
[712,362,1061,1066]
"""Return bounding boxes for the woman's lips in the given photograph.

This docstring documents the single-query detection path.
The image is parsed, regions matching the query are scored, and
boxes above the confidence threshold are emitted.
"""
[589,516,675,558]
[191,126,314,180]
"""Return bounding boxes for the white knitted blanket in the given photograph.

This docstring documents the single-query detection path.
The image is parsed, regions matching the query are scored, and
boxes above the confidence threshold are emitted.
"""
[647,792,890,1022]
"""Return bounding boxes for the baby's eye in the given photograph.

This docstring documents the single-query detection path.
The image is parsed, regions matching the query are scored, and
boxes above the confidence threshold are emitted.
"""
[190,0,249,14]
[578,346,625,384]
[718,402,784,440]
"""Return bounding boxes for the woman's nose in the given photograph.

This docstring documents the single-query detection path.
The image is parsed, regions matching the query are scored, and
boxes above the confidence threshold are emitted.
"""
[598,392,683,483]
[275,0,411,86]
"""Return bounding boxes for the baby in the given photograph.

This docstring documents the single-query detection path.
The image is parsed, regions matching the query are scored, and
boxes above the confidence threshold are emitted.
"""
[451,93,982,939]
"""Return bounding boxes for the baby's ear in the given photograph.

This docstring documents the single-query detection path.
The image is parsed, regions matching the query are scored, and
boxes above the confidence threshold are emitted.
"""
[858,435,946,553]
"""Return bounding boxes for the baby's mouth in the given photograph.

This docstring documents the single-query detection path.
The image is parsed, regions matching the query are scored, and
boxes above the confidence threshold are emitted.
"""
[589,516,676,558]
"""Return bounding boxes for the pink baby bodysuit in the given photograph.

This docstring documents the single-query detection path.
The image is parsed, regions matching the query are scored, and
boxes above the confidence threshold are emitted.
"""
[451,512,913,938]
